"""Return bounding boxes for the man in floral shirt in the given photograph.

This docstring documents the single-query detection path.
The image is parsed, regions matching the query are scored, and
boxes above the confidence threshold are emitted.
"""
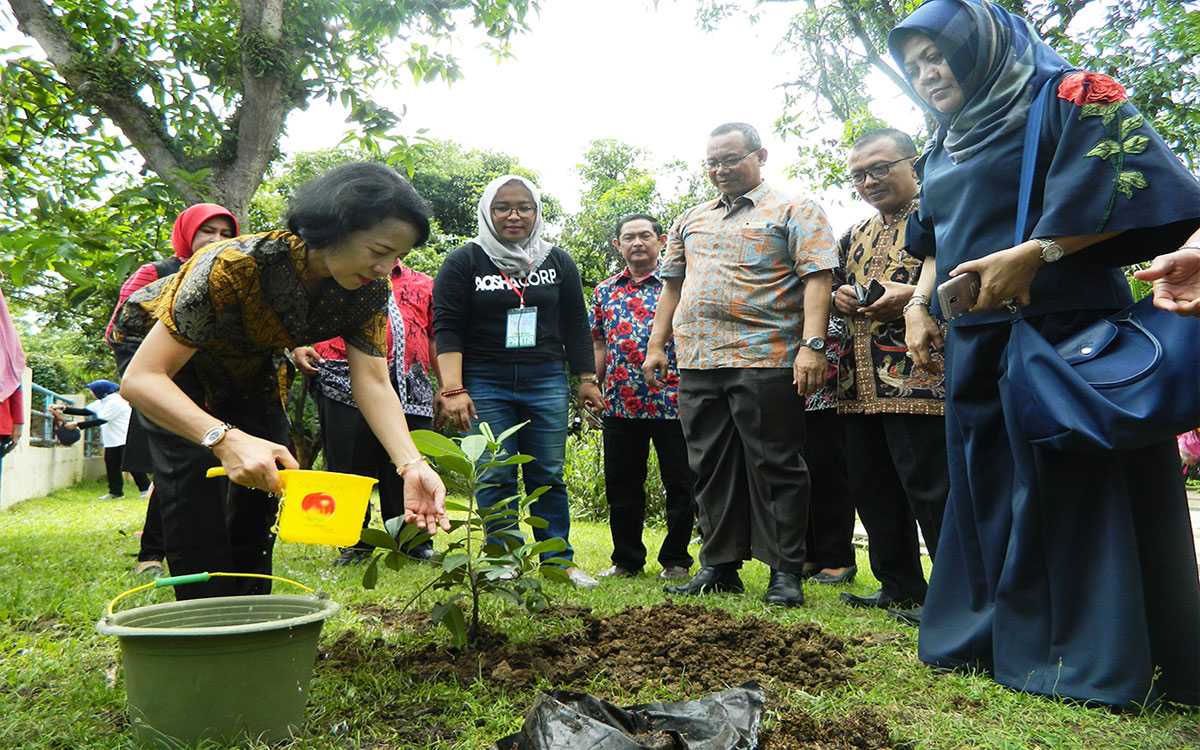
[588,214,696,581]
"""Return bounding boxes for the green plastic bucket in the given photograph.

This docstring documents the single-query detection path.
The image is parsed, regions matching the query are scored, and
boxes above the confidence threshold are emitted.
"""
[96,573,340,748]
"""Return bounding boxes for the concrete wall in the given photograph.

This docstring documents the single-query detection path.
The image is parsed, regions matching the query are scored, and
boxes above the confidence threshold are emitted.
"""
[0,368,105,511]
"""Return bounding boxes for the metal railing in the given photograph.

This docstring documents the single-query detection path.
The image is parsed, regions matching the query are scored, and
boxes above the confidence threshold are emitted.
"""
[28,383,102,457]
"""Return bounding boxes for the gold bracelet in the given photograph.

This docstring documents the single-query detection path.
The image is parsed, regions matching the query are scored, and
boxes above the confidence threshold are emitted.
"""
[395,456,426,476]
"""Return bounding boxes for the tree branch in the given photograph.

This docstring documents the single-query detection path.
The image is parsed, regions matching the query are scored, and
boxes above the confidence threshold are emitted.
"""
[838,0,925,111]
[6,0,204,205]
[212,0,290,218]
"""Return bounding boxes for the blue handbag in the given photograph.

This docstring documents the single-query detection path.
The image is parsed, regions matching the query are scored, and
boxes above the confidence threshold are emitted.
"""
[1002,75,1200,452]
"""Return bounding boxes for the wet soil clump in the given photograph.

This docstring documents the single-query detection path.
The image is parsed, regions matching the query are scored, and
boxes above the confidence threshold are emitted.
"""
[758,707,895,749]
[391,602,853,695]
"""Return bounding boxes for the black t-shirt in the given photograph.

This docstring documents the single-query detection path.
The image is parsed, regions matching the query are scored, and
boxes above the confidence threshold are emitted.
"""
[433,243,593,373]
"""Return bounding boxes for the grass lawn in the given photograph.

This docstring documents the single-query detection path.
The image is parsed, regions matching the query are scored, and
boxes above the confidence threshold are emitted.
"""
[2,480,1198,749]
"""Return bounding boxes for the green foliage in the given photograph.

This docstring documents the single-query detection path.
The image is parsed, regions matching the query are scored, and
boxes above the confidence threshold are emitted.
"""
[357,422,564,648]
[247,140,559,278]
[697,0,1200,189]
[559,139,715,285]
[2,0,538,317]
[564,424,668,525]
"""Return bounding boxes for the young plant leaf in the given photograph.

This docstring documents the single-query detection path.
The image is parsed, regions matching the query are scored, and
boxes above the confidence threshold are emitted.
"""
[460,434,488,463]
[494,421,530,445]
[360,527,397,551]
[527,538,567,557]
[540,565,571,583]
[362,555,380,589]
[411,429,462,458]
[384,550,403,571]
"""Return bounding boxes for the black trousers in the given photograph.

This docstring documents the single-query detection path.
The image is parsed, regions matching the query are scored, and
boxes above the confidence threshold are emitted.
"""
[103,445,150,497]
[843,412,949,604]
[317,394,433,550]
[803,409,856,570]
[602,416,696,571]
[677,368,811,574]
[121,406,161,561]
[140,371,288,600]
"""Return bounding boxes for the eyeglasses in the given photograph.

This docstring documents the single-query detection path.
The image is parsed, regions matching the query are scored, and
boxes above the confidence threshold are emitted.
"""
[492,203,537,218]
[702,150,759,171]
[849,157,914,186]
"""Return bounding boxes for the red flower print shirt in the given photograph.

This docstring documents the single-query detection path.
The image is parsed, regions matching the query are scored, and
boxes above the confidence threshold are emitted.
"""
[590,269,680,420]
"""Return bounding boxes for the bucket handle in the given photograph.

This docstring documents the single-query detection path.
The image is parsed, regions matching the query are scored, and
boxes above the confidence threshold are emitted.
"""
[106,572,316,616]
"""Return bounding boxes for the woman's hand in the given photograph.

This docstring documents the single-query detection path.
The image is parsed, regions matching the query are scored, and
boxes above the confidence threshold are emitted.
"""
[290,346,323,377]
[904,306,944,372]
[437,392,477,433]
[401,460,450,534]
[211,429,299,495]
[1133,248,1200,316]
[950,241,1042,312]
[793,346,826,396]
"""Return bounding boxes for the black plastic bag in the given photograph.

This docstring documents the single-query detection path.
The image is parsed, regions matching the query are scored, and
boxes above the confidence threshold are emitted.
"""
[493,682,764,750]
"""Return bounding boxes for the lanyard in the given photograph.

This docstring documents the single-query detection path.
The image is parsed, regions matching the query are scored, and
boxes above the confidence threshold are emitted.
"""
[498,271,526,308]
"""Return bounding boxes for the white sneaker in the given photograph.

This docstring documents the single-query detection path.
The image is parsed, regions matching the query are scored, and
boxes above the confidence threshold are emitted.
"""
[97,494,116,501]
[565,567,598,589]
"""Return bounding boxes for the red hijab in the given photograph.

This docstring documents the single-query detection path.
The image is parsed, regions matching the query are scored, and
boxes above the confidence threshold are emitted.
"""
[170,203,239,259]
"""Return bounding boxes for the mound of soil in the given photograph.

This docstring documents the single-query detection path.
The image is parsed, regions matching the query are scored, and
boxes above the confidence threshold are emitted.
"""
[758,708,894,749]
[390,602,853,695]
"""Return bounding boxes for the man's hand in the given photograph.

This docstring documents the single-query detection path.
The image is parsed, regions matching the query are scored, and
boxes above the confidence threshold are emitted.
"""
[211,429,299,495]
[578,382,605,413]
[833,285,862,316]
[860,281,915,322]
[401,461,450,535]
[642,347,669,389]
[904,306,944,372]
[290,346,323,377]
[792,346,826,397]
[1133,248,1200,316]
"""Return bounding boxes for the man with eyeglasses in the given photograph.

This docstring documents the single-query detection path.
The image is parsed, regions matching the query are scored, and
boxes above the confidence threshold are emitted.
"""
[833,128,948,625]
[643,122,837,607]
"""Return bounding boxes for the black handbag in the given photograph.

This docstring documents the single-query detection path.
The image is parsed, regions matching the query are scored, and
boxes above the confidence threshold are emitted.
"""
[1001,75,1200,452]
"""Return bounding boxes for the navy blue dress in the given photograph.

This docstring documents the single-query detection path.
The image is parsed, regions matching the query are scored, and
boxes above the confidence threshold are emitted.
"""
[909,74,1200,707]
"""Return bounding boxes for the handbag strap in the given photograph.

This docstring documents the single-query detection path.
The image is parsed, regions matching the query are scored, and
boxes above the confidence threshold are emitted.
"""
[1014,73,1069,247]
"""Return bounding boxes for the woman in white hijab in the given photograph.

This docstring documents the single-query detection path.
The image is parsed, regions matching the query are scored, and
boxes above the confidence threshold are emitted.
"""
[433,175,601,589]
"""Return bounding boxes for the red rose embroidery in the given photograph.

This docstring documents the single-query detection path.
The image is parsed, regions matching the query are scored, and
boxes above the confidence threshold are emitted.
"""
[611,365,629,381]
[1057,71,1127,106]
[619,385,636,400]
[627,349,645,366]
[627,296,644,309]
[616,320,634,336]
[633,307,650,321]
[619,338,638,353]
[624,396,643,413]
[643,403,659,417]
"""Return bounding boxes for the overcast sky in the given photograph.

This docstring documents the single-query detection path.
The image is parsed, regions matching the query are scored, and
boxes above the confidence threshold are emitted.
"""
[279,0,928,232]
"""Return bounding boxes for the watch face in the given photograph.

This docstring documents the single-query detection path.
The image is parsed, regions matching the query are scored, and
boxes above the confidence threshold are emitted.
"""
[807,338,826,351]
[201,425,226,447]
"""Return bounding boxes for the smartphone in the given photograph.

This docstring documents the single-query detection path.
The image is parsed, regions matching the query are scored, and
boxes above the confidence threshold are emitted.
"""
[863,279,886,306]
[936,272,981,320]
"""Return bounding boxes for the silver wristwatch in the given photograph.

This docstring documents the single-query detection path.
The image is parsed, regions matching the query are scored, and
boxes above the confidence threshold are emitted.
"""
[1035,237,1065,263]
[200,422,234,449]
[801,336,826,352]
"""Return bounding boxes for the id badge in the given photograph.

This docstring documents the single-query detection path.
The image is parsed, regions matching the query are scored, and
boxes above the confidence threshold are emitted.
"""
[505,306,538,348]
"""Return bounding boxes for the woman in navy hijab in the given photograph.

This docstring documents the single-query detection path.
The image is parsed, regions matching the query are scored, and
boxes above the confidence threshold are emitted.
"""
[889,0,1200,707]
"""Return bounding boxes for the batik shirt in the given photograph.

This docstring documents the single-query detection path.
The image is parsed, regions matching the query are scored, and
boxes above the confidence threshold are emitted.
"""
[112,231,388,407]
[662,181,838,369]
[315,266,436,418]
[838,204,945,416]
[590,268,679,419]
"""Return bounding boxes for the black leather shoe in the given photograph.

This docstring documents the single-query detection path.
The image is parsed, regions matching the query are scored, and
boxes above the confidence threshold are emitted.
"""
[664,566,744,595]
[810,565,857,585]
[406,545,435,563]
[764,570,805,607]
[888,605,922,627]
[841,589,921,610]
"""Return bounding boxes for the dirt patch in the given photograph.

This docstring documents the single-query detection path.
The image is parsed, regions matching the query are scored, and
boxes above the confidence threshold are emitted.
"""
[758,707,894,749]
[392,602,853,695]
[353,604,436,634]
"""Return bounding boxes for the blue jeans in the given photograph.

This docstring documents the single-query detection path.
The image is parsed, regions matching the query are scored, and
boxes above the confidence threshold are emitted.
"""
[464,360,573,564]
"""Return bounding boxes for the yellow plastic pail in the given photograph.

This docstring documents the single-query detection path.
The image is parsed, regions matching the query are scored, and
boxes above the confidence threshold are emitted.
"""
[206,468,377,546]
